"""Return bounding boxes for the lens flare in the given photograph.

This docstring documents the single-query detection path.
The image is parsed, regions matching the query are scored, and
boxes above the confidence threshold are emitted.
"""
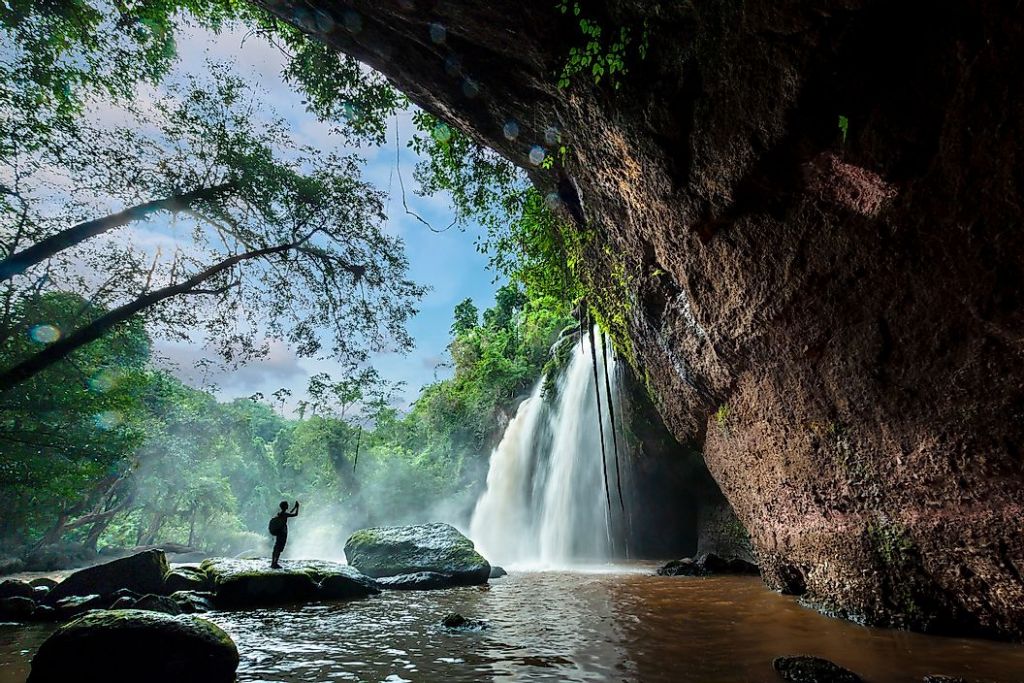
[429,23,447,44]
[94,411,124,430]
[503,121,520,140]
[432,123,452,143]
[88,368,121,393]
[529,146,546,165]
[29,324,60,344]
[545,126,560,145]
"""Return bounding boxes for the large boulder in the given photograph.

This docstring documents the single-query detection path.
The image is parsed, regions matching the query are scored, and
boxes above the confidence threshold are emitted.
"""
[27,609,238,683]
[344,523,490,585]
[202,558,378,607]
[45,550,169,604]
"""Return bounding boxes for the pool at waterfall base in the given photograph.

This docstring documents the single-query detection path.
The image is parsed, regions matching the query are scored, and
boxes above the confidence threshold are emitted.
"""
[3,565,1024,682]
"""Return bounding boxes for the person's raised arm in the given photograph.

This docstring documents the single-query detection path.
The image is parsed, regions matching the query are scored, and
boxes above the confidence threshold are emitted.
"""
[288,501,300,517]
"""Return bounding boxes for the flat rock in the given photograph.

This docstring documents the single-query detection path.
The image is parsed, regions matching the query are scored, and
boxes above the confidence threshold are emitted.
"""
[45,550,169,604]
[773,655,863,683]
[27,609,238,683]
[53,594,107,619]
[202,558,377,607]
[489,565,508,579]
[344,523,490,585]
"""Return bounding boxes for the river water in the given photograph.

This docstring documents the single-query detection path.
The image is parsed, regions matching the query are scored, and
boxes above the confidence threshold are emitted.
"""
[3,566,1024,682]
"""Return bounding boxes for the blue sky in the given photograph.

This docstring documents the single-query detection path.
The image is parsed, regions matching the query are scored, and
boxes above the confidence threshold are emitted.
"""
[144,20,502,410]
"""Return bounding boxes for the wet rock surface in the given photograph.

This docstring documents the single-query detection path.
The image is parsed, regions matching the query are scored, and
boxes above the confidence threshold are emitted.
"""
[773,655,863,683]
[657,552,759,577]
[343,523,490,585]
[441,612,487,630]
[26,609,239,683]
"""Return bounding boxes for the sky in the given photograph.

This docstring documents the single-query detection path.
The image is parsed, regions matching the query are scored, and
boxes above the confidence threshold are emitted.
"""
[127,19,503,411]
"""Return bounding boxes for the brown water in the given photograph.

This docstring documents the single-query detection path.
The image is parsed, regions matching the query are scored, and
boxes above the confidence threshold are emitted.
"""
[3,566,1024,682]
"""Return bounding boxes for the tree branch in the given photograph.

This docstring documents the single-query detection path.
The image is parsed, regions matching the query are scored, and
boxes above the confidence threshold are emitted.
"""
[0,235,315,393]
[0,182,237,282]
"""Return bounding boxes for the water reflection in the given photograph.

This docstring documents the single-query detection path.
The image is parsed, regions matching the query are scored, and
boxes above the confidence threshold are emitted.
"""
[3,567,1024,682]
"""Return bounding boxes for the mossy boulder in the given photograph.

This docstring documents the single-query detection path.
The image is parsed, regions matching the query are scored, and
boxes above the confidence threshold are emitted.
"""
[27,609,238,683]
[163,565,212,594]
[45,550,169,604]
[202,558,378,607]
[344,523,490,585]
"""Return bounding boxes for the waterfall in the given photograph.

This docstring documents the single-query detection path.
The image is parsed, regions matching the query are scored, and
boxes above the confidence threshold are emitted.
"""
[470,329,622,569]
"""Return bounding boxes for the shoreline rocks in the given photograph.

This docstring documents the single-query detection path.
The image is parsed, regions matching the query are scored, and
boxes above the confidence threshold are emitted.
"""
[657,552,759,577]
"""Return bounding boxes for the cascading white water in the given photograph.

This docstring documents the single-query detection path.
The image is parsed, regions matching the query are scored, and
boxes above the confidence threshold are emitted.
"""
[470,329,622,569]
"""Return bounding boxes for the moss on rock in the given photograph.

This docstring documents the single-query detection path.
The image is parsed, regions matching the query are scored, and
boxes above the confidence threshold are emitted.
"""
[27,609,238,683]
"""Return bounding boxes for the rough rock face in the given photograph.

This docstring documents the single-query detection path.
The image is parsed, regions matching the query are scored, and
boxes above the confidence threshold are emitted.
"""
[256,0,1024,638]
[27,610,238,683]
[344,523,490,584]
[45,549,169,604]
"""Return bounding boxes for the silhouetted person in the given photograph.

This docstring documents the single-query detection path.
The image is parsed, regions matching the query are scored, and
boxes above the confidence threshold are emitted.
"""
[269,500,299,569]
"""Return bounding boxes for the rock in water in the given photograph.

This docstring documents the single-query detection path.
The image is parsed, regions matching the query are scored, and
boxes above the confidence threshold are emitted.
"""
[657,558,700,576]
[344,523,490,585]
[441,612,487,630]
[133,594,183,615]
[0,596,35,621]
[170,591,215,614]
[489,565,508,579]
[202,558,378,607]
[163,565,212,594]
[0,579,35,600]
[27,609,238,683]
[377,572,459,591]
[773,655,863,683]
[45,549,169,604]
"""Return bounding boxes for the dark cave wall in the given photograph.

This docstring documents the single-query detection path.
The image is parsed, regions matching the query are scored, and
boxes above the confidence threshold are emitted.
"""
[254,0,1024,639]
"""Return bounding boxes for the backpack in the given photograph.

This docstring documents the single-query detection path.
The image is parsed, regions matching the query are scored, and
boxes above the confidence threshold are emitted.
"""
[268,515,286,536]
